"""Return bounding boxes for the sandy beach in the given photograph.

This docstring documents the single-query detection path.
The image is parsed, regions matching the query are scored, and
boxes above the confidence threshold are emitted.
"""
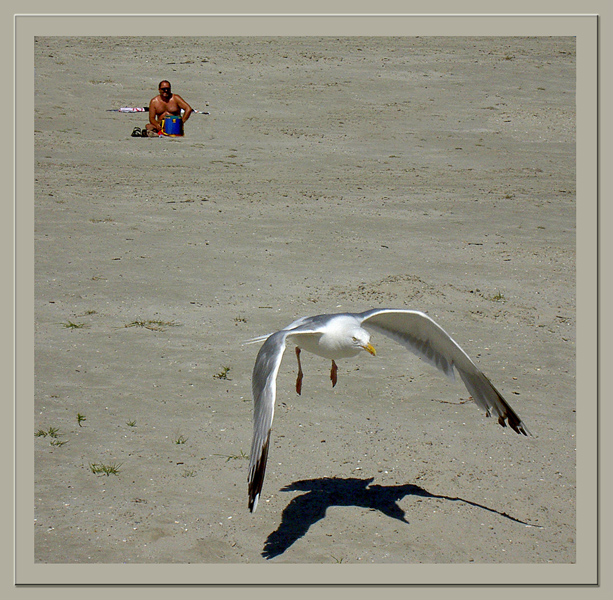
[33,36,576,566]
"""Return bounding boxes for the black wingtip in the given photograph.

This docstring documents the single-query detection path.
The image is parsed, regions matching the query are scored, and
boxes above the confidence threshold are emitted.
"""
[248,434,270,513]
[493,390,531,436]
[498,414,527,435]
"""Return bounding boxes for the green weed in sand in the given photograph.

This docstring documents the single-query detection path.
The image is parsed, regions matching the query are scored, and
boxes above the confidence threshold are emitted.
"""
[60,320,87,329]
[214,449,248,463]
[124,319,178,332]
[213,366,231,380]
[89,462,122,476]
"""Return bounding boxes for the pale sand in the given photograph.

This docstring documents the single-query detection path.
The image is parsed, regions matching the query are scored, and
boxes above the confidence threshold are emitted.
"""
[34,36,576,564]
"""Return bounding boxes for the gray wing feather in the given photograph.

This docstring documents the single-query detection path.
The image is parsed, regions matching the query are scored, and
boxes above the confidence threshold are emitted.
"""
[247,330,287,512]
[247,322,328,512]
[358,309,530,436]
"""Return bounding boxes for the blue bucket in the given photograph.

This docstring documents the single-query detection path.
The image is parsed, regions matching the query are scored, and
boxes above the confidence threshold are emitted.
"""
[162,115,183,136]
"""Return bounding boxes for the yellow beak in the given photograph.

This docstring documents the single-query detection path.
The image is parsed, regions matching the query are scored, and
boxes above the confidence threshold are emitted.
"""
[363,342,376,356]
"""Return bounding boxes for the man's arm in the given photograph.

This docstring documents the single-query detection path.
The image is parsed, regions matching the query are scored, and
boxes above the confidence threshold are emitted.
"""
[175,95,193,123]
[148,99,162,130]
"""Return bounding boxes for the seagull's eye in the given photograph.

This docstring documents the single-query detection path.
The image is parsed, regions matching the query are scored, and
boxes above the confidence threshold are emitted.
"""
[351,336,358,342]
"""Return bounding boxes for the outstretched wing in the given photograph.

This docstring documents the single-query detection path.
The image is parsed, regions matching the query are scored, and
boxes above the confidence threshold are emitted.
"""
[248,330,287,512]
[358,308,530,436]
[247,322,325,512]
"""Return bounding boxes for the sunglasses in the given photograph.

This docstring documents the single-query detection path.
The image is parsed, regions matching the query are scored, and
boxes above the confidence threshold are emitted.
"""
[160,87,171,92]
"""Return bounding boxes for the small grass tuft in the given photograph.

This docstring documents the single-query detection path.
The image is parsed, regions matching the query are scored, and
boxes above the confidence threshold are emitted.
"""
[35,426,61,438]
[174,435,188,445]
[214,449,249,462]
[60,321,87,329]
[213,366,231,380]
[124,319,178,332]
[76,413,86,427]
[89,217,115,223]
[126,419,137,427]
[36,427,66,446]
[89,462,122,476]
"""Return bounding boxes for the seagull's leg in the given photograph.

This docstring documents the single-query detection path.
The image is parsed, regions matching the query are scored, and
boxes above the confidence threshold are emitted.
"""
[330,360,338,387]
[295,346,303,395]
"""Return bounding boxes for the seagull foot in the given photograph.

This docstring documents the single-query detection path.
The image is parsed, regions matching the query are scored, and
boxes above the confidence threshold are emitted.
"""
[330,360,338,387]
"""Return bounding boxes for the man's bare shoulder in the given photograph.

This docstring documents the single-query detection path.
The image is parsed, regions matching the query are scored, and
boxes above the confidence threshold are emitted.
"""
[172,94,192,109]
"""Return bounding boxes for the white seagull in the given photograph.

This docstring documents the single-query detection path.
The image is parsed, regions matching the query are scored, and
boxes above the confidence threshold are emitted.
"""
[247,308,530,512]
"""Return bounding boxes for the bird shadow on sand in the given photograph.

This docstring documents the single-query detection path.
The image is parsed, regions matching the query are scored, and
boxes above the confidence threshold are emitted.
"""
[262,476,537,559]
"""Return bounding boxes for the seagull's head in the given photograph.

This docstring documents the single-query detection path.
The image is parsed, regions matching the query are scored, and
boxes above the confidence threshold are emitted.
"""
[350,328,376,356]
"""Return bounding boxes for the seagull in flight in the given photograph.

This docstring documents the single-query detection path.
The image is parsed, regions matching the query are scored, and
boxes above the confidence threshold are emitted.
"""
[247,308,530,512]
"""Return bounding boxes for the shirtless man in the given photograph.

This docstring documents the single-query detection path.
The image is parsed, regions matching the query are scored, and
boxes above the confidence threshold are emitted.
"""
[146,80,193,134]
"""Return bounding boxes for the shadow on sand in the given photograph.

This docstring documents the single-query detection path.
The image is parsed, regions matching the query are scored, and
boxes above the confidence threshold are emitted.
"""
[262,476,536,559]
